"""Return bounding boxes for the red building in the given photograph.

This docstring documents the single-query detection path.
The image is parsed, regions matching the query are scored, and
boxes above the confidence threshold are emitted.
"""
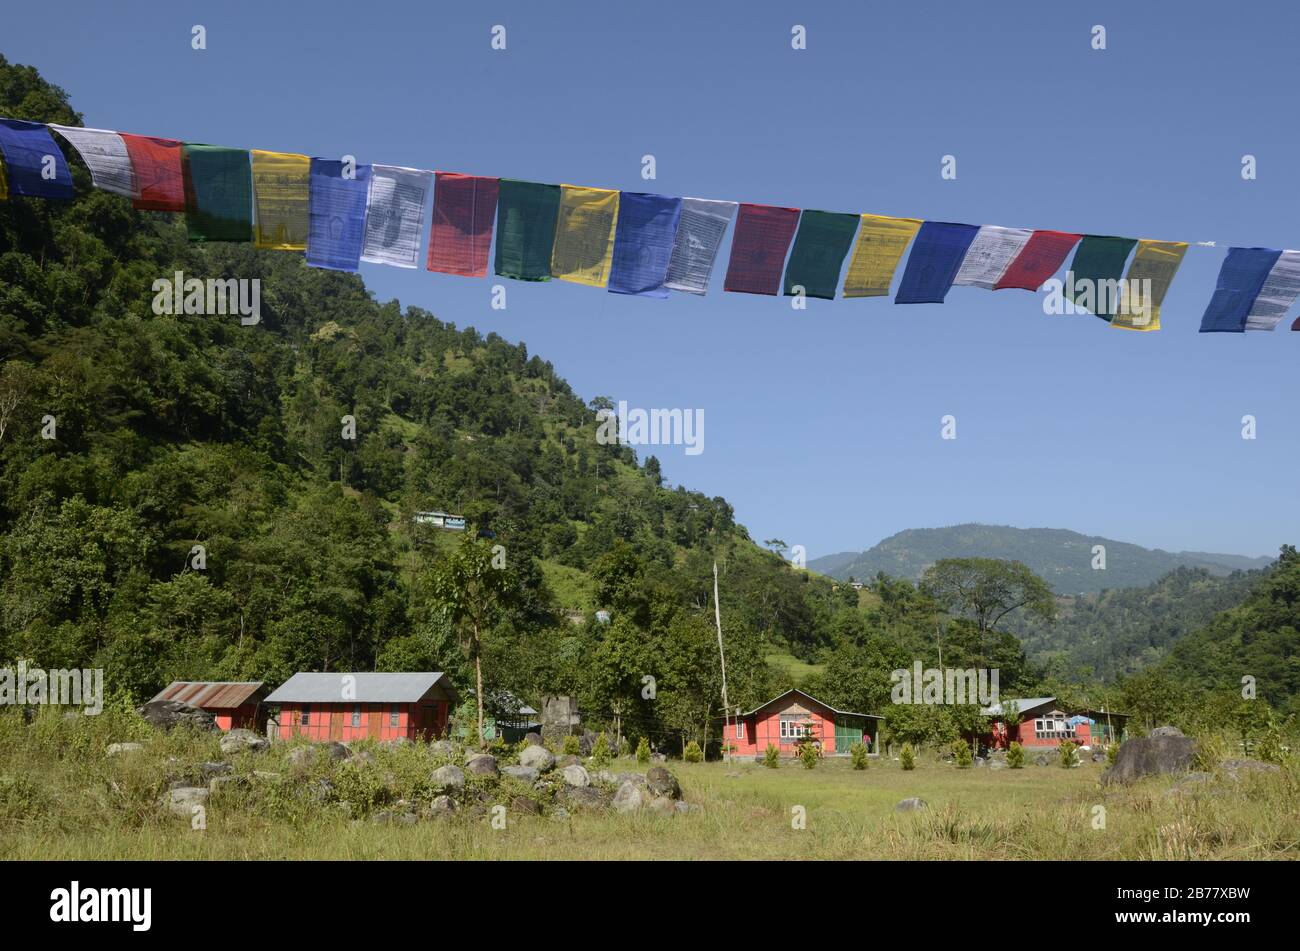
[720,688,883,759]
[264,672,457,742]
[150,681,268,732]
[980,697,1129,750]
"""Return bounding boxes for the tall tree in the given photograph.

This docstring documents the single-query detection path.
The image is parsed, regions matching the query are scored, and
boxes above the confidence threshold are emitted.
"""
[921,558,1055,661]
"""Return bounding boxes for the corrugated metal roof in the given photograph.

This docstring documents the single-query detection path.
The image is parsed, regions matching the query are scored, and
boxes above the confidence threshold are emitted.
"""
[151,681,266,709]
[739,688,882,720]
[981,697,1055,717]
[264,672,455,705]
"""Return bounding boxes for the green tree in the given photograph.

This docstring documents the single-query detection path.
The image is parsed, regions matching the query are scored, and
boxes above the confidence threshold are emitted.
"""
[921,558,1056,660]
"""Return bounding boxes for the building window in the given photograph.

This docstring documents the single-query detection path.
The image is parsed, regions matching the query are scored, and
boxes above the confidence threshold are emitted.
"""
[390,707,400,728]
[735,721,744,740]
[299,706,310,727]
[351,706,361,728]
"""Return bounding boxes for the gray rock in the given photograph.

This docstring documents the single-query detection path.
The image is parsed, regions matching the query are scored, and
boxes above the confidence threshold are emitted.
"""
[138,699,217,733]
[430,764,466,793]
[199,761,232,780]
[372,810,418,826]
[106,742,144,757]
[251,770,283,782]
[510,796,542,816]
[612,780,644,813]
[650,752,667,763]
[465,753,499,777]
[502,765,539,783]
[555,754,581,768]
[524,732,544,747]
[562,764,591,787]
[429,740,455,757]
[645,795,676,816]
[645,766,681,800]
[208,774,248,796]
[219,729,269,755]
[614,772,649,788]
[1091,751,1107,763]
[1219,758,1281,780]
[1150,725,1185,737]
[1101,734,1198,785]
[987,758,1006,770]
[563,785,609,811]
[162,786,209,818]
[426,795,457,819]
[520,745,556,771]
[550,806,571,821]
[895,797,928,812]
[674,801,690,815]
[1034,754,1051,767]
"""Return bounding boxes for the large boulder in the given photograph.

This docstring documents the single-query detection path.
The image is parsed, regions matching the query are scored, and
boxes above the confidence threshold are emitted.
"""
[288,742,351,769]
[162,786,209,818]
[1150,726,1184,737]
[220,729,269,755]
[430,764,466,794]
[645,766,680,800]
[563,785,610,811]
[895,797,928,812]
[510,796,543,816]
[429,740,456,757]
[465,753,499,778]
[612,780,644,813]
[520,745,556,772]
[524,732,544,747]
[426,795,457,819]
[1219,759,1281,781]
[645,795,677,816]
[562,764,591,788]
[138,700,217,733]
[1101,733,1197,785]
[502,765,539,784]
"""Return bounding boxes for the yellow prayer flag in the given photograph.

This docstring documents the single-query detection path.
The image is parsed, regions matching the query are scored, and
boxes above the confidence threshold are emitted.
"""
[842,214,923,298]
[551,185,620,287]
[1111,239,1188,331]
[251,150,310,250]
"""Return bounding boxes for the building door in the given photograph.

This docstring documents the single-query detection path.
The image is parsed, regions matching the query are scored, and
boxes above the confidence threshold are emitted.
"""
[368,705,383,739]
[835,716,862,754]
[329,710,343,741]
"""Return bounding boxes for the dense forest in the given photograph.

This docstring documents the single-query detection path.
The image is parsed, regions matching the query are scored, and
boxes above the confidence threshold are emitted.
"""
[1,56,1296,752]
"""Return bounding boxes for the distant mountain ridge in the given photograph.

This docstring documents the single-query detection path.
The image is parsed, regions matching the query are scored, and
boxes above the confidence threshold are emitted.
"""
[809,524,1273,595]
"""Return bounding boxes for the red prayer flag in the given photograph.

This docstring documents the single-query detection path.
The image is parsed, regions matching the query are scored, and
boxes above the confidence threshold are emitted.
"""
[120,133,185,212]
[427,172,500,277]
[994,230,1082,291]
[724,203,801,295]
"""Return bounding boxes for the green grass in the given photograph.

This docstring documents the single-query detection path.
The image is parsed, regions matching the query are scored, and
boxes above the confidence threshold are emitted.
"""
[539,558,597,611]
[4,705,1298,860]
[765,652,826,684]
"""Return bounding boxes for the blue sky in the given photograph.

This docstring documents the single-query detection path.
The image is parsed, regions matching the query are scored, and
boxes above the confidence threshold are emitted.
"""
[6,1,1297,559]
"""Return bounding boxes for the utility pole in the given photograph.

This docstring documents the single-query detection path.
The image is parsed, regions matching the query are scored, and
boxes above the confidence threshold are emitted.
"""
[714,561,730,763]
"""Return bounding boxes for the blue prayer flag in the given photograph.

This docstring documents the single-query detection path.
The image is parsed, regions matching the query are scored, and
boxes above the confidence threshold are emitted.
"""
[308,159,372,271]
[0,119,74,199]
[608,192,683,297]
[1198,247,1282,333]
[894,222,980,304]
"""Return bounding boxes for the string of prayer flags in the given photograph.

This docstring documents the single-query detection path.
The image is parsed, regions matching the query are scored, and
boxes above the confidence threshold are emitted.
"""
[119,134,185,212]
[1111,239,1188,331]
[360,165,432,269]
[50,126,136,198]
[953,226,1032,290]
[1198,247,1282,333]
[664,197,737,295]
[994,230,1081,291]
[425,171,496,276]
[182,144,252,242]
[551,185,620,287]
[494,179,561,282]
[841,214,922,298]
[0,118,73,199]
[894,222,980,304]
[783,210,860,300]
[307,158,372,271]
[1245,250,1300,331]
[724,203,800,295]
[1065,235,1137,319]
[608,192,683,297]
[251,150,310,251]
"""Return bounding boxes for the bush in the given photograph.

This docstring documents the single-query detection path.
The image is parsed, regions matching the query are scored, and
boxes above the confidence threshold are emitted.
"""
[1106,742,1120,767]
[798,741,819,770]
[849,741,868,770]
[590,733,612,768]
[763,744,780,768]
[1058,740,1079,768]
[900,743,916,771]
[1256,725,1286,765]
[635,736,650,764]
[562,735,580,756]
[683,740,703,763]
[953,740,973,768]
[1006,742,1025,769]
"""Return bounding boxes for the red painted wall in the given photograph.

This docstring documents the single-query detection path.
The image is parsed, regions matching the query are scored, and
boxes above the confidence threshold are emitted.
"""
[212,702,263,732]
[274,701,448,742]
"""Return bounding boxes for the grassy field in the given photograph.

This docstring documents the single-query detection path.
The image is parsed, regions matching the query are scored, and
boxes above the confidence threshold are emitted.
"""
[765,652,826,685]
[3,707,1297,860]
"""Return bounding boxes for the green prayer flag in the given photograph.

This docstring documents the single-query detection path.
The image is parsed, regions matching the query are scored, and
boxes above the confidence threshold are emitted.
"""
[494,179,561,281]
[182,144,252,242]
[1066,235,1137,320]
[783,210,860,300]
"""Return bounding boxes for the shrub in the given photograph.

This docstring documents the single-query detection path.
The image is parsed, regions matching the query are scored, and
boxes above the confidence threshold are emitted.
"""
[900,743,916,771]
[1058,740,1079,768]
[1256,725,1286,765]
[953,740,973,768]
[1106,742,1120,768]
[590,733,612,768]
[1006,742,1025,769]
[763,744,780,768]
[849,741,868,770]
[798,741,819,770]
[683,740,703,763]
[635,736,650,764]
[562,735,580,756]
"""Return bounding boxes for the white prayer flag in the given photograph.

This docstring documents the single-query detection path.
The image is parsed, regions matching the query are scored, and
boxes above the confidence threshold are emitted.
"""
[49,125,137,198]
[953,225,1032,290]
[665,197,738,295]
[362,165,433,268]
[1245,249,1300,331]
